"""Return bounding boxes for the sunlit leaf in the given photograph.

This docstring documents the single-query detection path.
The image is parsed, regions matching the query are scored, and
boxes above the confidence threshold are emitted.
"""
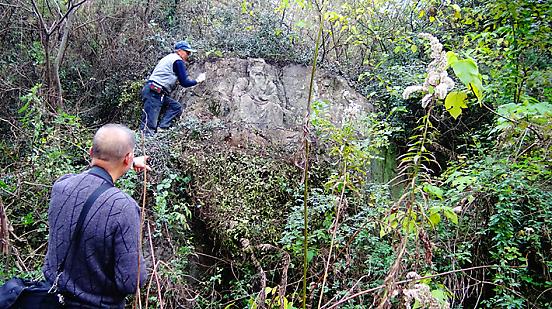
[446,51,459,67]
[445,91,468,119]
[423,183,444,199]
[429,212,441,227]
[451,4,461,19]
[449,58,484,102]
[432,288,448,303]
[444,208,459,224]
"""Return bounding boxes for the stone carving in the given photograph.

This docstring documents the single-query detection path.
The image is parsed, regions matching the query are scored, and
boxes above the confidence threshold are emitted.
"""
[174,58,372,146]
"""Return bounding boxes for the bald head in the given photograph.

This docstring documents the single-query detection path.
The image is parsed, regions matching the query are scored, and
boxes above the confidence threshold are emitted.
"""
[91,124,135,162]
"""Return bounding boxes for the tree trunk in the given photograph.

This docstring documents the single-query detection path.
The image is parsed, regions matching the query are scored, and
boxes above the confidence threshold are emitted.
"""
[52,10,74,110]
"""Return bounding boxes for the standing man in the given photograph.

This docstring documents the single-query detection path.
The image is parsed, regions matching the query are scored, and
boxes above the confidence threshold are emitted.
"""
[42,124,149,308]
[140,41,206,135]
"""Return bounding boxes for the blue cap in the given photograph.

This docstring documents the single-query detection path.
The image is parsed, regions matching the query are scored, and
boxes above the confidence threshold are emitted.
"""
[174,41,197,53]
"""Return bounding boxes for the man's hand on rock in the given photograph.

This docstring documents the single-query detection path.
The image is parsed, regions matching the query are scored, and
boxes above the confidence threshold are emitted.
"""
[196,73,206,83]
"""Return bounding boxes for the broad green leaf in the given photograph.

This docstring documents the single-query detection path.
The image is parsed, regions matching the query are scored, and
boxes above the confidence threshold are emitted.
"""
[432,289,448,303]
[411,44,418,53]
[429,212,441,227]
[450,58,484,102]
[468,80,483,103]
[446,51,459,67]
[445,91,468,119]
[307,249,316,263]
[423,183,444,199]
[380,225,386,237]
[451,175,476,191]
[443,208,459,224]
[391,217,399,229]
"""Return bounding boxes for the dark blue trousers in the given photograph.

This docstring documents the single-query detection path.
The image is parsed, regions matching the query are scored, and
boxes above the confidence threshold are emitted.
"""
[140,85,183,134]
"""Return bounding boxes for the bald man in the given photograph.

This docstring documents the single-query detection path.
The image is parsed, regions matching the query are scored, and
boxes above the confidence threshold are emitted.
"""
[42,124,148,308]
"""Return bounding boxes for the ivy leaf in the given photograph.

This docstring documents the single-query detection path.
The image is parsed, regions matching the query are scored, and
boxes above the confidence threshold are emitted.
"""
[445,91,468,119]
[432,289,448,304]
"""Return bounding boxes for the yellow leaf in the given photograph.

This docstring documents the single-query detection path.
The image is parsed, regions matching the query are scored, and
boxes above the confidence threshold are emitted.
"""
[419,10,425,18]
[468,81,483,104]
[452,4,461,19]
[445,91,468,119]
[429,16,435,22]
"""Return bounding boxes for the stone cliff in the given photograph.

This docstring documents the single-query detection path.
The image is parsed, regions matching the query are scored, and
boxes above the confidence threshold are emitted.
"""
[174,58,372,146]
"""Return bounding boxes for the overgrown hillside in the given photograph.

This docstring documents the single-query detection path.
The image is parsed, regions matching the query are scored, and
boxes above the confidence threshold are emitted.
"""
[1,0,550,308]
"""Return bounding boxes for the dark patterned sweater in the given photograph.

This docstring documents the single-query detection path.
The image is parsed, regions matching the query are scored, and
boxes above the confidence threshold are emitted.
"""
[42,166,147,308]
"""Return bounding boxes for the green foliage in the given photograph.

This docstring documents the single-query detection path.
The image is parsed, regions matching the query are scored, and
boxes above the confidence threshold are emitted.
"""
[116,80,144,126]
[280,102,400,306]
[442,152,551,307]
[247,286,297,309]
[446,52,484,102]
[1,0,551,307]
[1,85,89,277]
[311,100,399,193]
[153,173,192,231]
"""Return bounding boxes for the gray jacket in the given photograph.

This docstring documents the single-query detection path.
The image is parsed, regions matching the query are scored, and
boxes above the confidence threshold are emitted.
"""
[43,166,147,308]
[148,53,182,93]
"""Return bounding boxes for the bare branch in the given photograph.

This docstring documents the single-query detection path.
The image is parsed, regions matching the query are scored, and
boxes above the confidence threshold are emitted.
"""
[322,265,495,309]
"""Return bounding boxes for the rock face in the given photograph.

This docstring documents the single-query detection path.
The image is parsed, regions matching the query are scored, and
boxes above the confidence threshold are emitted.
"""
[174,58,372,145]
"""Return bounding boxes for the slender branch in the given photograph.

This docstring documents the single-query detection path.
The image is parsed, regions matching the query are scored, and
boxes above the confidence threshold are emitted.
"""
[480,101,543,141]
[134,129,148,309]
[302,7,325,309]
[146,221,164,308]
[317,162,347,308]
[46,0,88,35]
[323,265,495,309]
[0,2,20,8]
[30,0,49,36]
